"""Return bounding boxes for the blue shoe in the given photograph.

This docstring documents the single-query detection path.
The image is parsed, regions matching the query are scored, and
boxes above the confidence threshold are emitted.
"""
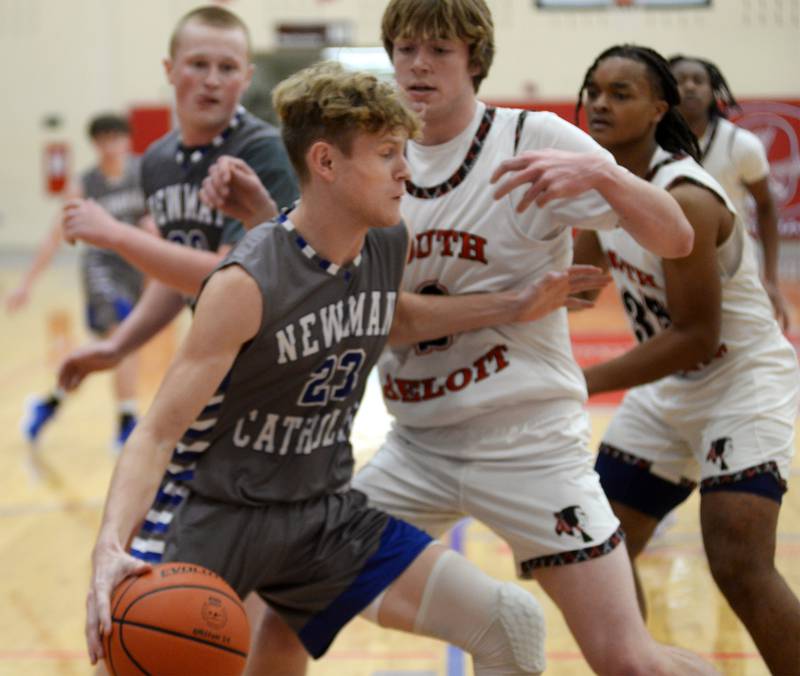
[22,395,59,446]
[114,413,137,452]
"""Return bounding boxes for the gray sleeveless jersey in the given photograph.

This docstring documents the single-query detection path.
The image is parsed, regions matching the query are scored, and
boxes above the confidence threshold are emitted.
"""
[80,157,146,289]
[172,217,407,504]
[141,110,298,252]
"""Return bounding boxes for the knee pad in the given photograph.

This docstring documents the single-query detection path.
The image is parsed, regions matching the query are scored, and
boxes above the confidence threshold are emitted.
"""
[412,550,546,675]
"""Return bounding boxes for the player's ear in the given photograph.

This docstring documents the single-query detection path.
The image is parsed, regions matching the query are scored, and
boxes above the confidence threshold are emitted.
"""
[306,141,336,183]
[163,57,175,85]
[653,99,669,124]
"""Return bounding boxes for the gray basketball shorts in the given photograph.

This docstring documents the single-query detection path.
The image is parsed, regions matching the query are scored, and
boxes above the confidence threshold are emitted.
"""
[143,489,432,658]
[81,251,143,335]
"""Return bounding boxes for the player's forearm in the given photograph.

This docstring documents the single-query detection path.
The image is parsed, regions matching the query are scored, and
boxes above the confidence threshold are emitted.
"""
[98,425,177,547]
[109,225,224,296]
[584,326,718,395]
[108,283,184,359]
[597,167,694,259]
[20,226,62,289]
[756,201,781,284]
[388,290,520,347]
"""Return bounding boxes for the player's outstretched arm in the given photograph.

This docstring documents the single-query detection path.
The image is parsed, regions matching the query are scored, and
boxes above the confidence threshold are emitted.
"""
[62,199,226,296]
[5,223,63,312]
[59,282,185,391]
[85,265,261,665]
[491,149,694,259]
[584,183,724,395]
[388,265,610,347]
[200,155,278,230]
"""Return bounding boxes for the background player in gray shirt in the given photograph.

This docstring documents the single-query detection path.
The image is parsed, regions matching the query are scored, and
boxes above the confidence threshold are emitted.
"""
[57,6,298,393]
[85,62,550,676]
[6,114,150,452]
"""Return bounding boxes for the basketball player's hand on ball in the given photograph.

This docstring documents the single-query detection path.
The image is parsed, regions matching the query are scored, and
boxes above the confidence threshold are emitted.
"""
[62,199,120,247]
[58,340,120,391]
[86,540,151,664]
[201,155,278,229]
[491,149,614,212]
[511,265,611,322]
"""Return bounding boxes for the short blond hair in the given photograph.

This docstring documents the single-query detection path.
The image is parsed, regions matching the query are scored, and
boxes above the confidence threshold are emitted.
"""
[381,0,494,92]
[272,61,421,183]
[169,5,251,58]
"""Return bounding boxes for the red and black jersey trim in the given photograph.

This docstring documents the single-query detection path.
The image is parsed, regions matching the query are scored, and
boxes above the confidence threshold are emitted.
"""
[700,460,787,493]
[520,526,625,576]
[405,106,496,199]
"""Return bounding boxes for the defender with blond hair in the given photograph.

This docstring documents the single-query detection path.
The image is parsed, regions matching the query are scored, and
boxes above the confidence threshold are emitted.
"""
[84,62,550,676]
[255,0,716,674]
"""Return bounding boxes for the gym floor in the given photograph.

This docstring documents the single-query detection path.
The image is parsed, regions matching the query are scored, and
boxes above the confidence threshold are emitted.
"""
[1,257,798,675]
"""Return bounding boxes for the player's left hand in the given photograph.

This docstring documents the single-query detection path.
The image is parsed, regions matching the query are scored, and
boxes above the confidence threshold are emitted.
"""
[491,149,613,212]
[763,279,791,332]
[62,199,119,248]
[511,265,611,322]
[85,540,151,665]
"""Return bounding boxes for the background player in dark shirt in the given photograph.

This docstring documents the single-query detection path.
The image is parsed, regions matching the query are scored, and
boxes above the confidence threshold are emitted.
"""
[58,6,298,392]
[6,114,150,453]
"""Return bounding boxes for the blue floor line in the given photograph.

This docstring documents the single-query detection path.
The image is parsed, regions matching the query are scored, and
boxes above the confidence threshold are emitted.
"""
[446,519,469,676]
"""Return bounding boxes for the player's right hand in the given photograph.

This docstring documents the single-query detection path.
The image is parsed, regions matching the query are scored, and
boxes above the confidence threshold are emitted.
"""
[511,265,611,322]
[58,340,120,391]
[4,286,30,313]
[86,541,150,665]
[200,155,278,229]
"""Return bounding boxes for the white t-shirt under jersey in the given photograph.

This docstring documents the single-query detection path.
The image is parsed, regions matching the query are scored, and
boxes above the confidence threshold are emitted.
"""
[379,101,618,431]
[700,117,770,230]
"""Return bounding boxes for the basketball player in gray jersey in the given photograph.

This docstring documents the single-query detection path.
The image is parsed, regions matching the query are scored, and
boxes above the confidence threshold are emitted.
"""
[86,63,552,676]
[57,6,298,393]
[7,114,149,451]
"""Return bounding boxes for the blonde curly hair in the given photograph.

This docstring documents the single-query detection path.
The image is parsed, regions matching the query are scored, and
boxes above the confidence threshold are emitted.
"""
[273,61,420,183]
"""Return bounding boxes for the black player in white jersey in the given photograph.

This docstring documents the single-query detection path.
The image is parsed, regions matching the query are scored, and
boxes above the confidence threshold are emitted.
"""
[572,44,799,675]
[85,63,550,676]
[57,6,298,393]
[669,54,789,330]
[6,114,149,452]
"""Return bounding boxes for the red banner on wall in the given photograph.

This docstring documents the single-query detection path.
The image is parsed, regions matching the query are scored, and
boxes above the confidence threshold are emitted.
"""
[490,98,800,240]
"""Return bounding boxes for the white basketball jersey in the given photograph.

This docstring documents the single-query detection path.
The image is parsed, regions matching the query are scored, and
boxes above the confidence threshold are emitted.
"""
[699,117,770,230]
[598,147,781,382]
[379,102,618,429]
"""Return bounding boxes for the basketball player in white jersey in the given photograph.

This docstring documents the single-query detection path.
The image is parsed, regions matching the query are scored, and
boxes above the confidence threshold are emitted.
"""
[572,44,799,675]
[669,54,789,330]
[203,2,719,673]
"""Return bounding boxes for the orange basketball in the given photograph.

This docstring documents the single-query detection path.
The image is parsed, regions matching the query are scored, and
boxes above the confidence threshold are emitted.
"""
[103,562,250,676]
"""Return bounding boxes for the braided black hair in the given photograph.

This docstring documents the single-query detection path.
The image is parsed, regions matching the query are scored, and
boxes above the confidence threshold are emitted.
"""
[668,54,739,119]
[576,44,701,162]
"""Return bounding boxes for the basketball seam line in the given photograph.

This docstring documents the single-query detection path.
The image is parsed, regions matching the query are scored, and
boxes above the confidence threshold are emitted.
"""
[112,618,248,658]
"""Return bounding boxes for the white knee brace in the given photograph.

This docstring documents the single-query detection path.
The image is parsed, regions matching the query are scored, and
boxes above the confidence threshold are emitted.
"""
[412,550,546,675]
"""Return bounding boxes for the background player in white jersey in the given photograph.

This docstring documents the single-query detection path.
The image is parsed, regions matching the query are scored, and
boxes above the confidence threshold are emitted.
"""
[57,6,297,394]
[233,1,720,674]
[86,61,549,676]
[5,114,150,451]
[572,44,800,675]
[669,54,789,330]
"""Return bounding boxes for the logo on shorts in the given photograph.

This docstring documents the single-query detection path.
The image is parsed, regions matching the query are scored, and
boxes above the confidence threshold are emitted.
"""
[201,596,228,629]
[554,505,592,543]
[706,437,733,471]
